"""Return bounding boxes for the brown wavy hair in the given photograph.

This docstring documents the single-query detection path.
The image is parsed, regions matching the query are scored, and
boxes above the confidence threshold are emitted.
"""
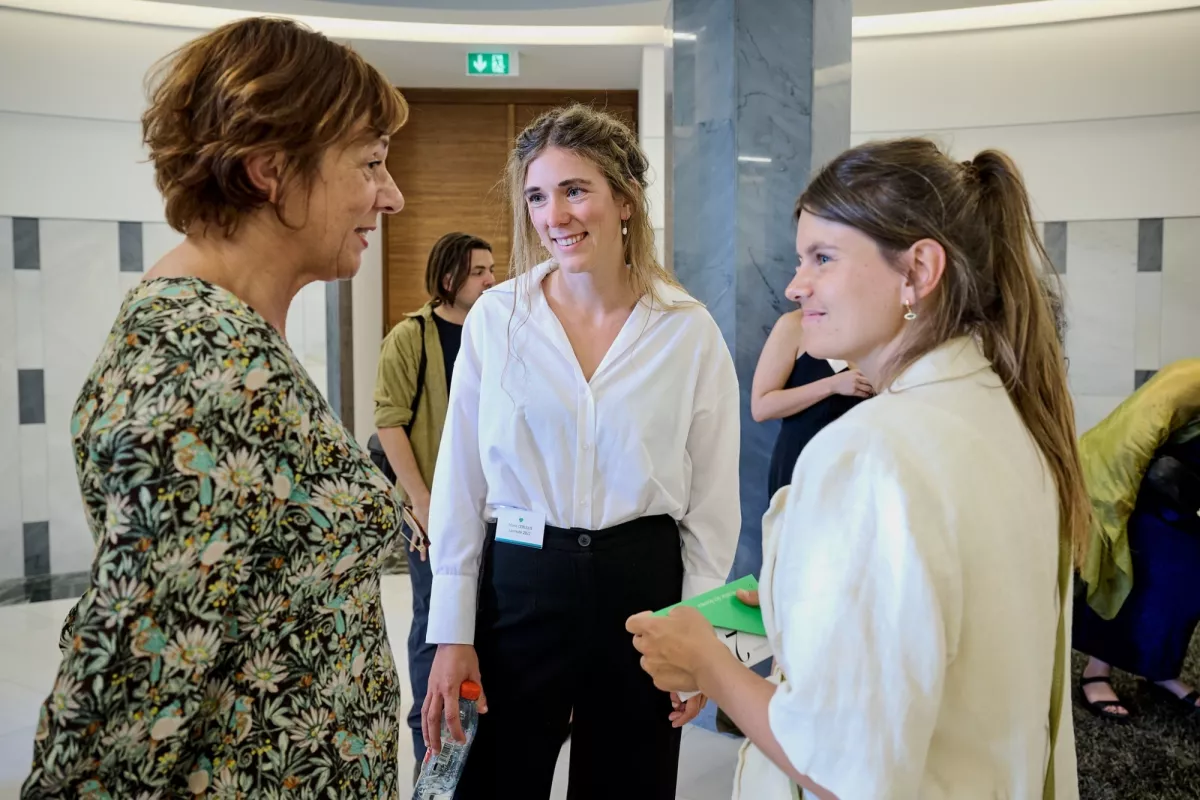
[425,232,493,307]
[797,138,1089,566]
[142,17,408,237]
[504,104,681,307]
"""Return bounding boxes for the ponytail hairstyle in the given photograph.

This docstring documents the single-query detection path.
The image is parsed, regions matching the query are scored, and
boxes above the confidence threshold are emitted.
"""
[797,138,1089,565]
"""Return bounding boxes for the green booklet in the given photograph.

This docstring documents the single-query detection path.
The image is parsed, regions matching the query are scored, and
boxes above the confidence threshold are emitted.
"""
[654,574,766,637]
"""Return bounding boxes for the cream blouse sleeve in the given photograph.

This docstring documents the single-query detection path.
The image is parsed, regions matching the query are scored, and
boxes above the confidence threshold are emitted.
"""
[766,420,963,800]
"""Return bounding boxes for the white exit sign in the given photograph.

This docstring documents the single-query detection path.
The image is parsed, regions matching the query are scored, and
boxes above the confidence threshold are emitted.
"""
[467,52,519,76]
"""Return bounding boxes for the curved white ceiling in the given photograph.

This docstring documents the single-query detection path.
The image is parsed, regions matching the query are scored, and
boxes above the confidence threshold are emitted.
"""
[3,0,1199,42]
[316,0,647,8]
[146,0,670,26]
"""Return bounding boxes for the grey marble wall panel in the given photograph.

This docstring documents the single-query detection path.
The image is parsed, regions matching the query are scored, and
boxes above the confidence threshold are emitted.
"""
[325,280,354,431]
[23,521,49,577]
[1138,218,1163,273]
[118,221,143,272]
[13,218,39,271]
[1044,221,1067,274]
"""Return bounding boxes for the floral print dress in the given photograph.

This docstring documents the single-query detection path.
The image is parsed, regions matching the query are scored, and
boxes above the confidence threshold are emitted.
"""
[22,277,403,800]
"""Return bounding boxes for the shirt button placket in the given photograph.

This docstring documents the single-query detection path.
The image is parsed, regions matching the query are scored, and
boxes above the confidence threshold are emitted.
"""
[574,385,596,528]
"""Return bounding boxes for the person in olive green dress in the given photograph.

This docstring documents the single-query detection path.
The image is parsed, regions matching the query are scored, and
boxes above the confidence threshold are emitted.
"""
[22,18,409,799]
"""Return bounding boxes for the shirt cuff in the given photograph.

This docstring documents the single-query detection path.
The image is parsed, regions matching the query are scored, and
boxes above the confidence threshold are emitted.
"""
[426,573,478,645]
[374,407,412,430]
[683,572,727,602]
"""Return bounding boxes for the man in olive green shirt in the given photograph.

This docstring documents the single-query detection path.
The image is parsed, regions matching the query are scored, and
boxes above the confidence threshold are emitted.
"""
[374,232,495,764]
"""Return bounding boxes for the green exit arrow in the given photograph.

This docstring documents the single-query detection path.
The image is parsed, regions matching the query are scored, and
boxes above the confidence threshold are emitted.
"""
[467,52,514,76]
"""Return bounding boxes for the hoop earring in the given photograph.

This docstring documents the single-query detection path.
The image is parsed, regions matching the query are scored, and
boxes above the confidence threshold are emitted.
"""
[904,303,918,321]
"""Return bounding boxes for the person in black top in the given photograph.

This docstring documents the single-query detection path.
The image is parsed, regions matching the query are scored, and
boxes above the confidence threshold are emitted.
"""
[372,231,495,770]
[752,305,874,501]
[430,303,463,391]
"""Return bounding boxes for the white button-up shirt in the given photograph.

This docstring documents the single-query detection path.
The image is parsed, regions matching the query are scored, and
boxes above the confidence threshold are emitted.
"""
[734,337,1079,800]
[426,261,741,645]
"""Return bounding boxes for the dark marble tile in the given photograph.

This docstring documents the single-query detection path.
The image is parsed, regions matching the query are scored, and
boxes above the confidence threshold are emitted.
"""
[1138,218,1163,273]
[52,571,92,600]
[0,570,89,606]
[1044,221,1067,275]
[119,221,144,272]
[18,368,45,424]
[13,217,39,270]
[325,281,355,431]
[23,520,50,577]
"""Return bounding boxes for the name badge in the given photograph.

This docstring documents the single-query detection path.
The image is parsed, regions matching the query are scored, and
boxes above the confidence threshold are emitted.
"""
[494,508,546,549]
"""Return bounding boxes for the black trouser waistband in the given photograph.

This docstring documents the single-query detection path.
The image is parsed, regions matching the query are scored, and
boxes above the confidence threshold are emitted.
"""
[485,513,677,553]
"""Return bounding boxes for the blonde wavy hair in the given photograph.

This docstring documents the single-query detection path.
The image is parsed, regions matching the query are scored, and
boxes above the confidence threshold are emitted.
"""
[503,104,681,307]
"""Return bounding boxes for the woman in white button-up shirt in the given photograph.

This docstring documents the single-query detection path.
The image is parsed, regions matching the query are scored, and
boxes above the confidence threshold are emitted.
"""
[420,105,740,799]
[629,138,1090,799]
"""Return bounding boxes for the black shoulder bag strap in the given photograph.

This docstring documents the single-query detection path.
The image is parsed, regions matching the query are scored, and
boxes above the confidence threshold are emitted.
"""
[404,315,427,436]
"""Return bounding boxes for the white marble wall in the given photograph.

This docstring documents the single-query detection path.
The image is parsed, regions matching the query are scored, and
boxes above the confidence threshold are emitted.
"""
[0,218,19,580]
[0,217,329,580]
[1059,216,1200,434]
[1162,218,1200,367]
[640,45,668,268]
[1064,220,1137,396]
[285,281,329,400]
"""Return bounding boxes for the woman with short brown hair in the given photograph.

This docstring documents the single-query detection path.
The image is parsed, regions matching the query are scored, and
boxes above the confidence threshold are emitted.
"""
[23,17,408,798]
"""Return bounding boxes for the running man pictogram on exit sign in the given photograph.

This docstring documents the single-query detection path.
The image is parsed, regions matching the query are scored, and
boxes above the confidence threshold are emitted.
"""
[467,52,518,76]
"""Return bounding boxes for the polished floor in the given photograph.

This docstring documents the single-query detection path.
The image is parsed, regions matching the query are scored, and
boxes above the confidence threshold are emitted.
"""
[0,574,741,800]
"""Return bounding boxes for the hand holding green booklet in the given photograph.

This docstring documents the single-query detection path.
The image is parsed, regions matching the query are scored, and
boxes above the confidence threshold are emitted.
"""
[655,574,771,667]
[655,574,765,633]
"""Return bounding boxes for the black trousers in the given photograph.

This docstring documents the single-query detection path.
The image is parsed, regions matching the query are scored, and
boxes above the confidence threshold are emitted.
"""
[454,515,684,800]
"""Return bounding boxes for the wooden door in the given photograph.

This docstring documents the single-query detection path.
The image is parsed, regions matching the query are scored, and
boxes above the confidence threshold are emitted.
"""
[382,90,638,332]
[383,102,512,328]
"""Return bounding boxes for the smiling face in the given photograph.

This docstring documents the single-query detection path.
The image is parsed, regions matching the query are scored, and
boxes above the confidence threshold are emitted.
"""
[785,210,909,377]
[291,131,404,281]
[522,146,630,275]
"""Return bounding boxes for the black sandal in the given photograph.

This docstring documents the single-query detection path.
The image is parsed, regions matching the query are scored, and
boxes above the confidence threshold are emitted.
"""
[1079,675,1132,722]
[1148,682,1200,716]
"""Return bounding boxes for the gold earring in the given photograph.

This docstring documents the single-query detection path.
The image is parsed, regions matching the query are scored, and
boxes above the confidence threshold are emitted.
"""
[904,303,918,321]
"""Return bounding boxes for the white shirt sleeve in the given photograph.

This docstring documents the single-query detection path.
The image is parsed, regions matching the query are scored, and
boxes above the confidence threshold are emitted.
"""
[767,421,962,800]
[425,303,489,645]
[678,326,741,600]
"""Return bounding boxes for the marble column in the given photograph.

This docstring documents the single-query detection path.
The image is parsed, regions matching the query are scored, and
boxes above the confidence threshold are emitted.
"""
[669,0,852,580]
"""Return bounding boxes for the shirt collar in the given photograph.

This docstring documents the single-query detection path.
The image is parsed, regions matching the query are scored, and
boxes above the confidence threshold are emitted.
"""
[405,302,435,320]
[887,336,999,394]
[508,259,697,314]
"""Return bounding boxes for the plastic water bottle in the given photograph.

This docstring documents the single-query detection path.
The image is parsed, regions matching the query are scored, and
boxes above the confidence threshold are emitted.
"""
[412,680,482,800]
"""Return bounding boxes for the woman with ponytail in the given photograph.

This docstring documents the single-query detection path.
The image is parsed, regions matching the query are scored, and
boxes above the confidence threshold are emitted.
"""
[629,138,1087,799]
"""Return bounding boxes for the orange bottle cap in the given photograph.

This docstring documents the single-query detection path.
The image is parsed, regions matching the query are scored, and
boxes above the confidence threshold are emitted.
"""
[460,680,482,701]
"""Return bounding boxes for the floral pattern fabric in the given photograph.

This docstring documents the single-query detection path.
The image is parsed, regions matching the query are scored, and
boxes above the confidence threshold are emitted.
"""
[22,277,403,799]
